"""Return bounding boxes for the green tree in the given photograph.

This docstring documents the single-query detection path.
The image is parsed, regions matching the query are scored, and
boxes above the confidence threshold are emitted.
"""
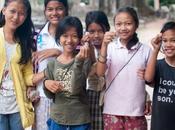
[148,0,175,7]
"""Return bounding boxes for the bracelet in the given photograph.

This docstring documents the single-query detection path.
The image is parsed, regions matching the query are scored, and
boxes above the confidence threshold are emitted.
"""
[97,57,106,64]
[99,53,107,59]
[43,78,48,87]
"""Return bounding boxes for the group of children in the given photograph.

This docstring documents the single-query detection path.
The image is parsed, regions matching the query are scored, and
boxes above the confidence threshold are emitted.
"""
[0,0,175,130]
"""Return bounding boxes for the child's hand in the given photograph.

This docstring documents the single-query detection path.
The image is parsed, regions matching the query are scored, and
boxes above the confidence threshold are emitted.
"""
[44,80,63,93]
[81,32,90,44]
[102,31,116,46]
[151,33,162,52]
[75,43,90,61]
[32,49,61,64]
[27,87,40,103]
[144,100,152,115]
[33,72,45,85]
[137,68,145,80]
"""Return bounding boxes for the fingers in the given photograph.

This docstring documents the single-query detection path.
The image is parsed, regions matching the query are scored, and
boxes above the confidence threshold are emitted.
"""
[32,50,49,64]
[151,33,162,51]
[81,32,90,45]
[144,101,152,115]
[76,43,90,60]
[27,87,34,99]
[137,69,145,80]
[45,80,63,93]
[103,31,117,45]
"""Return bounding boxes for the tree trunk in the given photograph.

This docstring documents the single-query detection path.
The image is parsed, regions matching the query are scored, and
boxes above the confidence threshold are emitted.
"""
[99,0,105,11]
[117,0,155,16]
[118,0,133,7]
[135,0,155,16]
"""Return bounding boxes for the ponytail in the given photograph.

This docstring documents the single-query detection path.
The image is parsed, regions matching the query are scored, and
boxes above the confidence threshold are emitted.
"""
[126,33,139,50]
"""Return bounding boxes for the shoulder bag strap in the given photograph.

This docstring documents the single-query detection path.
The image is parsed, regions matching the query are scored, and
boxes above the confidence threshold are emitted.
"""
[105,43,142,93]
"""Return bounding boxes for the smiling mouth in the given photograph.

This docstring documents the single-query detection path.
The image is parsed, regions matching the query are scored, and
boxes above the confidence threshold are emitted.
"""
[164,49,174,53]
[120,32,128,35]
[92,41,100,45]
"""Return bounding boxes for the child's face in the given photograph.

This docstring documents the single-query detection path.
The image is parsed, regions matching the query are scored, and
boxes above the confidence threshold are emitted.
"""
[87,23,104,49]
[162,29,175,58]
[2,1,26,31]
[45,1,66,26]
[114,12,137,43]
[60,27,80,53]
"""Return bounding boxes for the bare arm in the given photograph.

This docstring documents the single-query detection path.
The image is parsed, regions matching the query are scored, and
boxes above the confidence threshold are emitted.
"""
[144,34,162,83]
[33,48,62,64]
[32,71,45,85]
[81,33,96,63]
[96,32,116,76]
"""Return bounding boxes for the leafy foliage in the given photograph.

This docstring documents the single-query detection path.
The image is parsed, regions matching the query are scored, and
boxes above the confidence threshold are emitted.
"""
[148,0,175,7]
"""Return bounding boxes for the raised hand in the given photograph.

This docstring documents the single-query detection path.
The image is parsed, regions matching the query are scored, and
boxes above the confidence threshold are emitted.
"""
[102,31,116,46]
[81,32,90,44]
[151,33,162,52]
[75,43,90,61]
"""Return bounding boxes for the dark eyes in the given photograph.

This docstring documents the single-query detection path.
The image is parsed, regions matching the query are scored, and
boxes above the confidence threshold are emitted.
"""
[9,9,25,16]
[46,7,64,11]
[115,22,132,26]
[88,30,104,34]
[62,34,78,38]
[162,39,175,44]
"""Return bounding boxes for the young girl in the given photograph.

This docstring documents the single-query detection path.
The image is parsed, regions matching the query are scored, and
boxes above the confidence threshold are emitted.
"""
[32,0,68,129]
[145,21,175,130]
[43,16,91,130]
[84,10,110,130]
[96,7,152,130]
[0,0,41,129]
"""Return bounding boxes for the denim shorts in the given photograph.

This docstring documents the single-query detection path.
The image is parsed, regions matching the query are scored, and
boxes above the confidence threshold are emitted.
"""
[0,112,23,130]
[47,118,90,130]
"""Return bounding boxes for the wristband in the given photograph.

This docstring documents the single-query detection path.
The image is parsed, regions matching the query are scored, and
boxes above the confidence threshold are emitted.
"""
[98,57,106,64]
[99,53,107,59]
[43,78,48,87]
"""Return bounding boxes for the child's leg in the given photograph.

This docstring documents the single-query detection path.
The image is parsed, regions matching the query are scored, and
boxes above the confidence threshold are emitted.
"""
[69,123,90,130]
[103,114,124,130]
[47,118,67,130]
[9,112,23,130]
[0,114,9,130]
[124,116,147,130]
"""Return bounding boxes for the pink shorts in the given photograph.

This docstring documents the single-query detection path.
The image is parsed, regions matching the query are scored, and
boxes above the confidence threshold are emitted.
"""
[103,114,147,130]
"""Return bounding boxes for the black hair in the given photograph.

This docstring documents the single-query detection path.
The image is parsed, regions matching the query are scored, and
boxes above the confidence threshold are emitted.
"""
[161,21,175,33]
[55,16,83,43]
[0,0,35,64]
[85,10,110,32]
[114,6,139,50]
[44,0,68,16]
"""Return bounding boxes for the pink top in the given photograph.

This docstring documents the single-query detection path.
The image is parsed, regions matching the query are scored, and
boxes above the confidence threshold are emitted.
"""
[104,38,151,116]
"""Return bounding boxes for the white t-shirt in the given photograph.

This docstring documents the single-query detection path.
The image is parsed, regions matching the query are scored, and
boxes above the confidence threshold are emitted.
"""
[0,42,19,114]
[36,22,62,97]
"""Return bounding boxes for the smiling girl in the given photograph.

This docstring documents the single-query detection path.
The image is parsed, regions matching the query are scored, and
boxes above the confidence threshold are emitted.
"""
[97,7,152,130]
[32,0,68,129]
[0,0,36,129]
[43,16,92,130]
